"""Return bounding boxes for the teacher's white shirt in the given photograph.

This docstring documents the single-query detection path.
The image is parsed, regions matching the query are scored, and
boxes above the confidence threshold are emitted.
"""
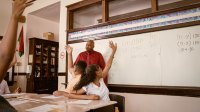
[82,78,110,101]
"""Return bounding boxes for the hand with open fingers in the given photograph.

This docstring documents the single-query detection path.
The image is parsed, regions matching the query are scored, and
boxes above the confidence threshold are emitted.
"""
[109,40,117,52]
[12,0,36,19]
[66,45,73,54]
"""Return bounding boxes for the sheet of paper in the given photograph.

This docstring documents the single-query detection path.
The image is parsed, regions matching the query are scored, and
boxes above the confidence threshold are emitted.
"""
[41,95,63,99]
[2,93,25,99]
[9,100,29,106]
[26,104,62,112]
[17,97,45,103]
[29,54,33,63]
[68,100,92,105]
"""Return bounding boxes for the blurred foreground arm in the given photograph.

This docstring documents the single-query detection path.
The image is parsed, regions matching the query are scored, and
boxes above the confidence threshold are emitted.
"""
[0,0,35,82]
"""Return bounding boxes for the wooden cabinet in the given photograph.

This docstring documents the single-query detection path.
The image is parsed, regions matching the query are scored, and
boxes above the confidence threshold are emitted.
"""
[27,38,59,94]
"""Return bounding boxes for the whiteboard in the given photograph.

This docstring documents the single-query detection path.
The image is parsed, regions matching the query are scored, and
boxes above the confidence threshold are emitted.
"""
[69,25,200,87]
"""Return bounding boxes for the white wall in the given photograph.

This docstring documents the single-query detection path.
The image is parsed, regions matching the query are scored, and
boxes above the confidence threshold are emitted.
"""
[27,15,59,41]
[0,0,12,36]
[112,92,200,112]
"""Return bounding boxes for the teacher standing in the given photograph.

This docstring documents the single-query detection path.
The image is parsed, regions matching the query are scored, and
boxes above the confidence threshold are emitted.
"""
[74,40,109,84]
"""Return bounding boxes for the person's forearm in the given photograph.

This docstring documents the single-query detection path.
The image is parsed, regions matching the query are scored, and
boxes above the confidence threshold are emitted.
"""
[106,50,116,69]
[68,53,73,69]
[102,50,116,78]
[0,16,18,82]
[1,16,18,59]
[8,54,17,69]
[68,94,99,100]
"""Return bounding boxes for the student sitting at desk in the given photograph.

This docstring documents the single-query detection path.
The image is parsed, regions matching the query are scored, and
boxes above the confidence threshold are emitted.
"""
[0,79,21,95]
[0,80,12,95]
[0,55,21,95]
[53,46,87,96]
[64,41,117,101]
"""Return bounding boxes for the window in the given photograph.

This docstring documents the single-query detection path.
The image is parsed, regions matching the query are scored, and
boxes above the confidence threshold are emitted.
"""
[108,0,152,22]
[73,3,102,29]
[158,0,200,11]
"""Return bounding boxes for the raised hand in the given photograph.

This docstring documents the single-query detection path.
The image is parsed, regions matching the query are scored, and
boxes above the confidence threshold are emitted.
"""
[12,0,36,19]
[109,40,117,53]
[66,45,73,54]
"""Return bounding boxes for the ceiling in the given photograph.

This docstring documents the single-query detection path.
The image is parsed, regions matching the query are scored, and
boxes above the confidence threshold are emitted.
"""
[30,2,60,23]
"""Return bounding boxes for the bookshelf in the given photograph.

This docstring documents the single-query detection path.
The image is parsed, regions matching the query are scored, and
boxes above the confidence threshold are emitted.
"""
[27,38,59,94]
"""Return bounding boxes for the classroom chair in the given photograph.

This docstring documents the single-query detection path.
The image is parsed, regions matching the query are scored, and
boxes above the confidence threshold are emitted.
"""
[109,94,125,112]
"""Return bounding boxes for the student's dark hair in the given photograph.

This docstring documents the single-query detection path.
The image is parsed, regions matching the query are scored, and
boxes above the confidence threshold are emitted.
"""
[75,61,87,74]
[74,64,99,90]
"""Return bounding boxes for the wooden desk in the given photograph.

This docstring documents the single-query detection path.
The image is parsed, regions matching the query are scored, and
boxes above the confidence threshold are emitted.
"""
[5,93,116,112]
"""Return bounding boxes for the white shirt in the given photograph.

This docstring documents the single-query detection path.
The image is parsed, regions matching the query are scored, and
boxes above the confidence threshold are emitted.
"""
[0,80,10,95]
[82,78,110,101]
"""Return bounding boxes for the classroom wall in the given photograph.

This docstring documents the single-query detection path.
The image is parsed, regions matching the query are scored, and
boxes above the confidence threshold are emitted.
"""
[26,15,59,41]
[112,92,200,112]
[0,0,12,36]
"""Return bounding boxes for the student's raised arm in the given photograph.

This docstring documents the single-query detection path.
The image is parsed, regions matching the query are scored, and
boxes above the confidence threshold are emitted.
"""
[102,41,117,78]
[66,45,74,76]
[8,54,17,69]
[0,0,35,82]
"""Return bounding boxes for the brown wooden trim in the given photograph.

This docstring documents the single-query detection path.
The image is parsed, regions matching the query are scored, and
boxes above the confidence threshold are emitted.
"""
[159,0,200,11]
[98,8,152,23]
[67,2,200,33]
[151,0,158,12]
[67,9,73,30]
[65,53,68,83]
[58,72,66,76]
[102,0,109,22]
[108,84,200,97]
[66,72,68,87]
[14,73,26,76]
[66,0,101,11]
[68,20,200,44]
[99,0,200,23]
